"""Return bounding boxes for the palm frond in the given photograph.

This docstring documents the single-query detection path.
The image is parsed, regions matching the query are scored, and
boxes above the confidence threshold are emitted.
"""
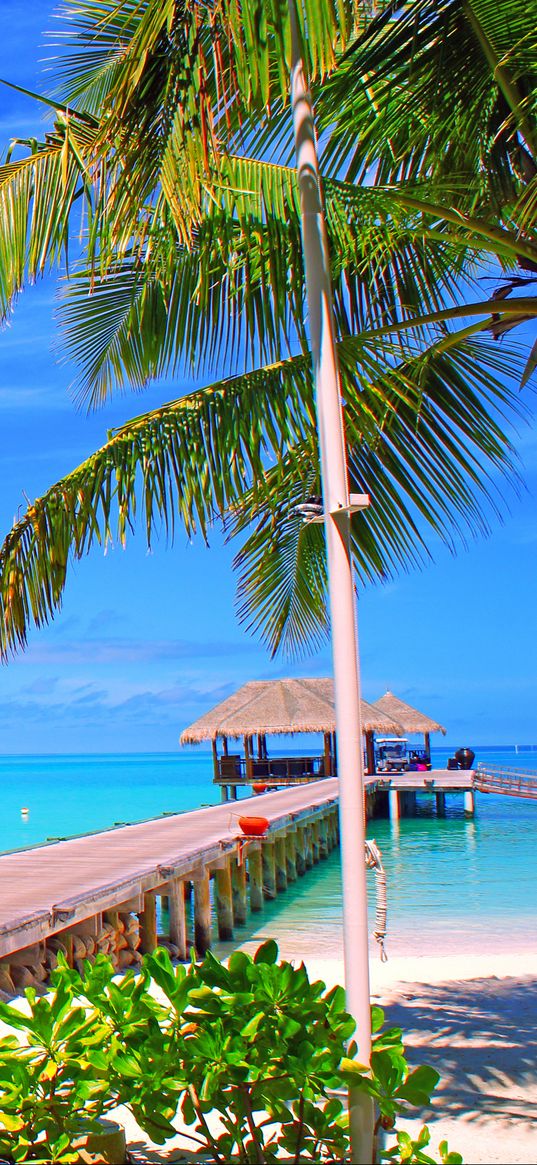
[230,331,527,655]
[319,0,537,205]
[0,319,528,658]
[0,117,98,316]
[0,354,314,657]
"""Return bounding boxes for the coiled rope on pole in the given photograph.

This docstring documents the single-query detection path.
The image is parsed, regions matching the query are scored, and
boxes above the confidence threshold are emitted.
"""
[365,839,388,962]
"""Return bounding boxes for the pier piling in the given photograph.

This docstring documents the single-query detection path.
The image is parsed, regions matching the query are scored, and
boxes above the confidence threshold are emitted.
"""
[193,873,212,955]
[139,893,158,954]
[248,848,264,912]
[262,840,277,899]
[215,862,234,941]
[275,837,288,892]
[232,857,248,925]
[285,832,298,881]
[388,790,400,820]
[168,878,188,959]
[464,790,475,815]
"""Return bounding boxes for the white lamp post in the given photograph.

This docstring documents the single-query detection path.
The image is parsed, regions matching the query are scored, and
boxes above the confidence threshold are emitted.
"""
[289,6,374,1162]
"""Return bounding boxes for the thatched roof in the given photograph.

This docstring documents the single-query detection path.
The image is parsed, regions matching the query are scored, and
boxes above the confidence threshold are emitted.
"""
[180,678,404,743]
[371,691,446,736]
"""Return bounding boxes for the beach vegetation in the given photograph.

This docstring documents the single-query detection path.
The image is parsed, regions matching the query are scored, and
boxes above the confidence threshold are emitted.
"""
[0,1,535,657]
[0,978,115,1161]
[0,941,461,1163]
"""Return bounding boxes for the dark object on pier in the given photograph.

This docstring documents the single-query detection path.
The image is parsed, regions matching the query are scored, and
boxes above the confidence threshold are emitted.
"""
[455,747,475,770]
[446,757,459,770]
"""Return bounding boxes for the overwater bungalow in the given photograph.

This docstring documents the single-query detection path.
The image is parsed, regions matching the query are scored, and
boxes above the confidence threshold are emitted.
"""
[180,678,404,799]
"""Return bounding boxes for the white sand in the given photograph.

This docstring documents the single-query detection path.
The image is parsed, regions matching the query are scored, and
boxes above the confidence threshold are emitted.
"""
[117,946,537,1164]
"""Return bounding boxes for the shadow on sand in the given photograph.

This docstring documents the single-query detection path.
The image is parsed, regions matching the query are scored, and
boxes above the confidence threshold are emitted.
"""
[383,974,537,1127]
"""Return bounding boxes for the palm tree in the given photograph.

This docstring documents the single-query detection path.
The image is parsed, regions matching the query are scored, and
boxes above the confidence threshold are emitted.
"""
[0,0,535,661]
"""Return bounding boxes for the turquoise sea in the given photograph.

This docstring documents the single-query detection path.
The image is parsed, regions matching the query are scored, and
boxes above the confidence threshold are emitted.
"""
[1,746,536,958]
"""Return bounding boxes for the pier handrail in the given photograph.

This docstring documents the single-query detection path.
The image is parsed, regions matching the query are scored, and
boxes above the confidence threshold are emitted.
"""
[475,763,537,800]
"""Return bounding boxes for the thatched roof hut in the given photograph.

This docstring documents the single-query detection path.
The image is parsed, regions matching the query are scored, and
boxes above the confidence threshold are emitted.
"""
[371,691,446,737]
[180,678,404,743]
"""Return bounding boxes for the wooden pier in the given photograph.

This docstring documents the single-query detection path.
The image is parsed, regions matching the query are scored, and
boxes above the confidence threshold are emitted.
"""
[0,781,340,995]
[1,760,532,995]
[372,769,476,819]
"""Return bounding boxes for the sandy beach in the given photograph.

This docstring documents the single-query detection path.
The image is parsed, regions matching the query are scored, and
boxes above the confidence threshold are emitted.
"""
[116,941,537,1165]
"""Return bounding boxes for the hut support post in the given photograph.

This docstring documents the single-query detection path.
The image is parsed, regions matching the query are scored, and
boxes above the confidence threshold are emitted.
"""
[212,739,219,781]
[193,872,212,956]
[248,849,264,911]
[274,836,288,891]
[424,732,431,763]
[388,790,400,821]
[244,736,253,781]
[262,841,277,898]
[232,857,248,925]
[332,731,338,774]
[168,879,188,960]
[464,790,475,816]
[323,733,332,776]
[139,893,157,954]
[215,861,234,941]
[365,731,376,775]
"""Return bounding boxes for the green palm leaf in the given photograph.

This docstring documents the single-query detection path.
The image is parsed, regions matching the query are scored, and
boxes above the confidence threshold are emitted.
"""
[0,324,526,659]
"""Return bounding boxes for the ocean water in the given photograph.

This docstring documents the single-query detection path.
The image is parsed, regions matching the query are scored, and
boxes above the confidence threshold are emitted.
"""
[1,746,536,958]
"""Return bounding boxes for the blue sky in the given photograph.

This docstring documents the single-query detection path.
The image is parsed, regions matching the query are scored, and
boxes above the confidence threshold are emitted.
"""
[0,2,535,754]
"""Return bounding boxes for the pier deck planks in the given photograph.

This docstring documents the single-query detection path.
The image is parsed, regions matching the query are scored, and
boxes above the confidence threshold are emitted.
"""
[0,779,339,956]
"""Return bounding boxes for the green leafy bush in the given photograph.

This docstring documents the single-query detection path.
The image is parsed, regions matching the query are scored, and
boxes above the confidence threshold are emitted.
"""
[0,941,462,1163]
[0,976,113,1162]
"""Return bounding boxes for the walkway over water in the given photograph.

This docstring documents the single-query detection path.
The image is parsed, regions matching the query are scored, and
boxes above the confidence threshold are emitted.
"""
[0,779,339,961]
[474,764,537,800]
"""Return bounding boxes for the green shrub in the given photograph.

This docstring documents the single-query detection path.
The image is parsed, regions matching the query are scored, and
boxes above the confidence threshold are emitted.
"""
[0,941,462,1163]
[0,977,113,1162]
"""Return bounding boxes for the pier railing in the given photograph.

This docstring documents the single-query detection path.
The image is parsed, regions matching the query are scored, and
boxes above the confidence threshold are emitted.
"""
[475,763,537,800]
